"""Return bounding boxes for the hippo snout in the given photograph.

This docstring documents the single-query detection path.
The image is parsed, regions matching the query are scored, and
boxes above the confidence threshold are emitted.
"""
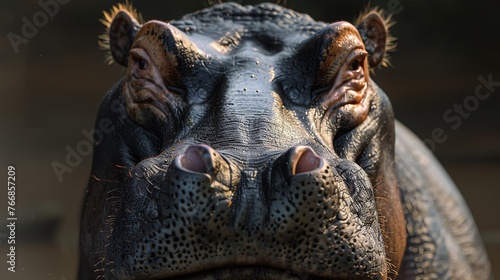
[109,144,385,279]
[171,144,336,231]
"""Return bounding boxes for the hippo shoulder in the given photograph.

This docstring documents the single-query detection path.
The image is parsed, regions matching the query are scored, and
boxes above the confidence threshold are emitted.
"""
[394,121,491,279]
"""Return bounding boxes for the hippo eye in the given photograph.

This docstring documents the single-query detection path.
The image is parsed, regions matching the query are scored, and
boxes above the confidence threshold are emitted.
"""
[129,48,151,72]
[348,59,361,71]
[138,58,148,70]
[347,52,367,72]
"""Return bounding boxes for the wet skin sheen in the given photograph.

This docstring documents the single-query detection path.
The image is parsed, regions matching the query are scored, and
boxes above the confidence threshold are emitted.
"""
[78,3,493,280]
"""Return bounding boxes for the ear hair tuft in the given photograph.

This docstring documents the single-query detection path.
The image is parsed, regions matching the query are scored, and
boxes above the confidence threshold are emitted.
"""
[355,7,396,68]
[98,1,144,65]
[206,0,223,6]
[276,0,289,6]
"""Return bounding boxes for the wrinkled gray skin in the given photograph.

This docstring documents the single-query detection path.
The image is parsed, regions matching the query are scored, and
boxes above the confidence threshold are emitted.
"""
[79,3,493,280]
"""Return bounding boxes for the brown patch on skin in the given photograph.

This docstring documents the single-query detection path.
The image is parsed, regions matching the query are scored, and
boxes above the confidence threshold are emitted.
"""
[316,22,370,129]
[122,22,190,127]
[315,22,366,87]
[132,21,181,85]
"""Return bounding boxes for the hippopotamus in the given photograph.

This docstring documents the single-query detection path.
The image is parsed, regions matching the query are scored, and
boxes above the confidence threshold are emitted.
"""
[78,2,493,279]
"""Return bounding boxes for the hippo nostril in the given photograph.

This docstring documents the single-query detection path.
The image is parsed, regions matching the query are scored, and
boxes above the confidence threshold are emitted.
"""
[175,145,234,186]
[179,146,208,173]
[294,149,321,175]
[271,146,324,181]
[290,146,322,175]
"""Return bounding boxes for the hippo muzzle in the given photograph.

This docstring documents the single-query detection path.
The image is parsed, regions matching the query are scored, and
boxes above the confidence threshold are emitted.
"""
[113,141,384,279]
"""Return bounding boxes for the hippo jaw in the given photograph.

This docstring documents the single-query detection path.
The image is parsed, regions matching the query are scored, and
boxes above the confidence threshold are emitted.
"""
[80,3,406,280]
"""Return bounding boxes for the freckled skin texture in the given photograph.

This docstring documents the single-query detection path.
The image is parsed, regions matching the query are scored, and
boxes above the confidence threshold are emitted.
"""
[78,3,493,280]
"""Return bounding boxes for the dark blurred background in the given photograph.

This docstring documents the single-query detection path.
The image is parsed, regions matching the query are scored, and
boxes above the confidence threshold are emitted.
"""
[0,0,499,279]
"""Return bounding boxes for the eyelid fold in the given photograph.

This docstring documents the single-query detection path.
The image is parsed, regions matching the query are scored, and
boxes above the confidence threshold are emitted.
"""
[315,24,366,88]
[128,21,211,91]
[347,49,368,69]
[277,21,367,105]
[129,48,149,61]
[128,48,151,70]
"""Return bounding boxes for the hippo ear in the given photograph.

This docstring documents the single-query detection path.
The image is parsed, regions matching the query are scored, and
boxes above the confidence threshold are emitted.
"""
[355,9,395,68]
[98,2,144,66]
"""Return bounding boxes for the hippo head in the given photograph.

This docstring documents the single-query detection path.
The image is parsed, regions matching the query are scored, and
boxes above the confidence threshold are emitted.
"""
[79,3,406,280]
